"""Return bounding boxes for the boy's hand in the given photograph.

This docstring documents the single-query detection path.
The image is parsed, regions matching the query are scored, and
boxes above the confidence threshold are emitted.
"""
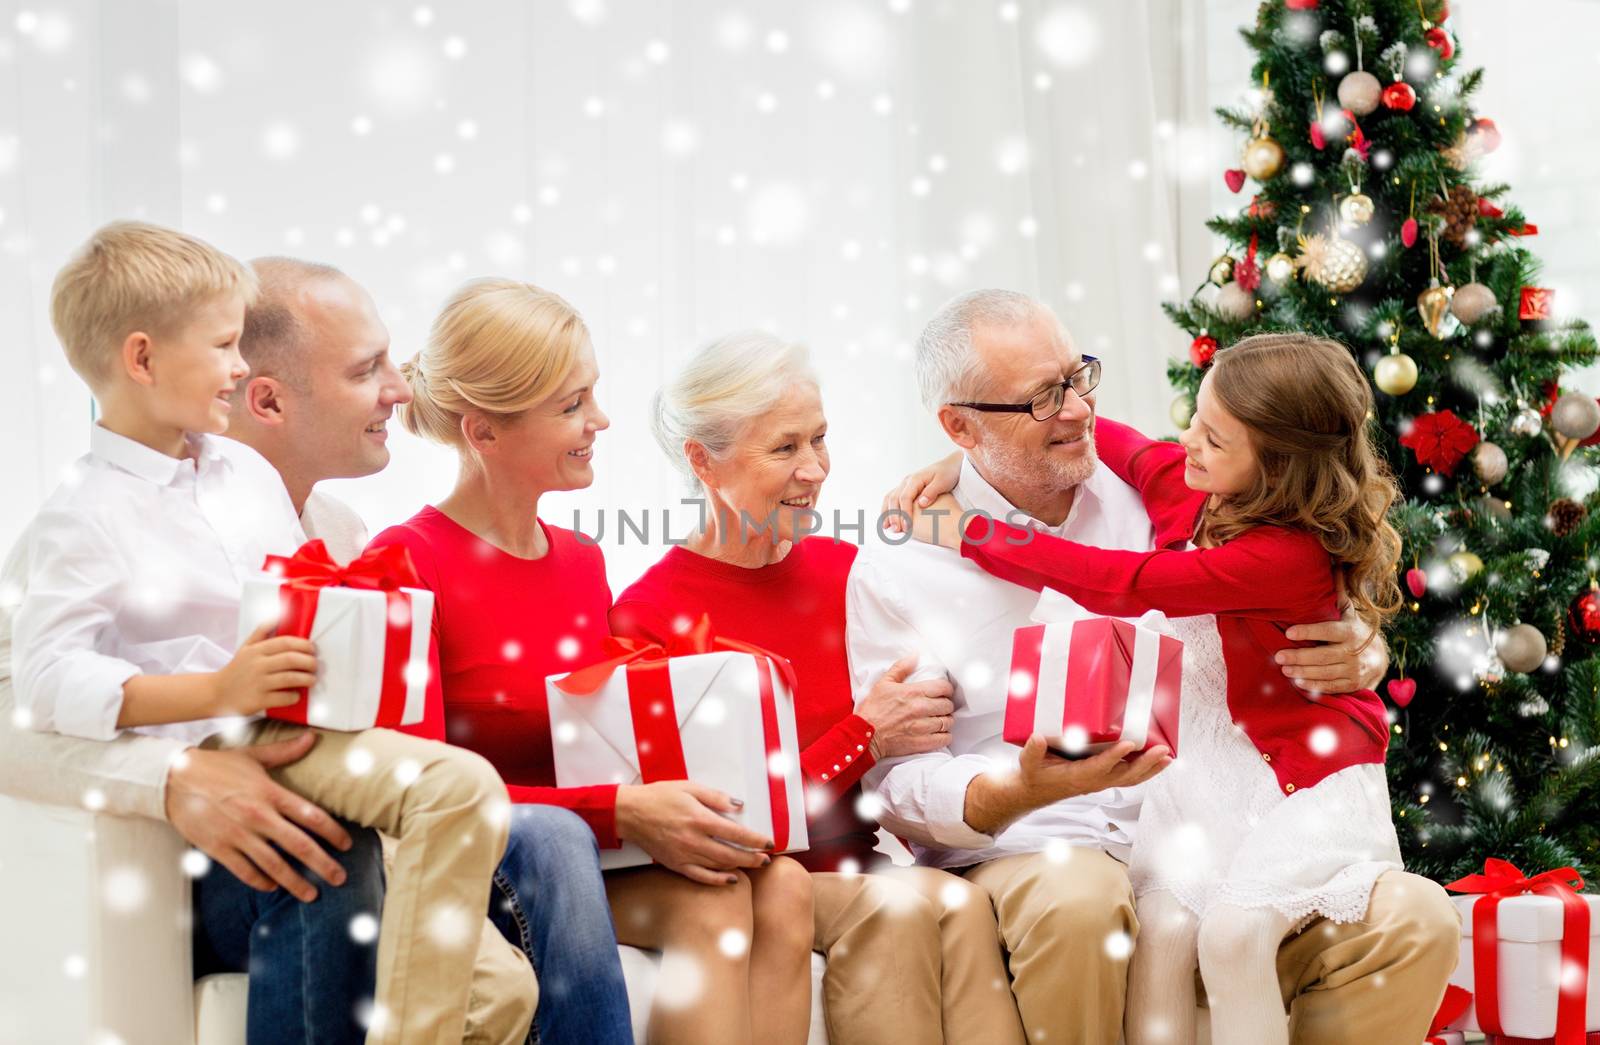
[211,623,318,717]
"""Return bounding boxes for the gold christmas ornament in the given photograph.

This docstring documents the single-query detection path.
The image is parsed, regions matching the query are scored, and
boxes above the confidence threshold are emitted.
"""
[1472,441,1508,485]
[1495,623,1548,674]
[1208,255,1236,286]
[1241,136,1285,180]
[1299,233,1367,294]
[1450,282,1497,325]
[1215,282,1256,321]
[1373,352,1419,396]
[1447,550,1484,583]
[1169,395,1196,430]
[1417,283,1455,338]
[1337,70,1383,115]
[1551,392,1600,440]
[1265,252,1296,284]
[1339,193,1376,226]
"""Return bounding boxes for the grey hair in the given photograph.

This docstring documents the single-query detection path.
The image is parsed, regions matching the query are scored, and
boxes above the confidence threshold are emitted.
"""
[652,330,819,491]
[914,288,1052,410]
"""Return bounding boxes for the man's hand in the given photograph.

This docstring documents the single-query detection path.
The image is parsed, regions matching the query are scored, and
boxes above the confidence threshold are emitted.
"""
[855,654,955,760]
[963,737,1171,837]
[164,732,353,902]
[1278,604,1389,694]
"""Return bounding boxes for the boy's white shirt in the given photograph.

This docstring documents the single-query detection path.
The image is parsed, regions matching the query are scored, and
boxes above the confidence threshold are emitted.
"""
[0,435,367,819]
[8,425,306,744]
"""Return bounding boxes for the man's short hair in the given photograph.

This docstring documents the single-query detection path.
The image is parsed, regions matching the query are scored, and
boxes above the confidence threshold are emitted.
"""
[239,257,346,385]
[914,289,1052,410]
[49,221,258,389]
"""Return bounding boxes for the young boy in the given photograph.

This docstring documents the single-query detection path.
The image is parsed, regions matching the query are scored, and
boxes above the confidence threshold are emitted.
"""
[9,221,510,1045]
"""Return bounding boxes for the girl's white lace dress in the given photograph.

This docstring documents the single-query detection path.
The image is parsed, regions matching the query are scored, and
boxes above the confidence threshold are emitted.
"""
[1127,613,1403,925]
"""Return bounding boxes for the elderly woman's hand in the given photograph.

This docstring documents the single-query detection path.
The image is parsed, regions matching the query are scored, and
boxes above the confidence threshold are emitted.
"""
[614,780,776,886]
[880,451,963,534]
[855,654,956,760]
[908,493,965,551]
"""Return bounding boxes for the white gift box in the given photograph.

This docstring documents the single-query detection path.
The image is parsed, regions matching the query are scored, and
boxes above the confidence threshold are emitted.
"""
[1446,892,1600,1037]
[237,574,432,732]
[547,649,808,870]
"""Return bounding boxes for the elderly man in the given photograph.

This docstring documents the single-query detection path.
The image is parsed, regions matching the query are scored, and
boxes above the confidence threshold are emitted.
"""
[849,289,1459,1044]
[1,257,629,1045]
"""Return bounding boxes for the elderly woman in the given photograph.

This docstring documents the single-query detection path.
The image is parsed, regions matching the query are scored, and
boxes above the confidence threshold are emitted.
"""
[368,282,815,1045]
[608,332,1029,1045]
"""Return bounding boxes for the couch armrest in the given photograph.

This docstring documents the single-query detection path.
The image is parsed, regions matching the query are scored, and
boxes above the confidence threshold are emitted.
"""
[0,795,196,1045]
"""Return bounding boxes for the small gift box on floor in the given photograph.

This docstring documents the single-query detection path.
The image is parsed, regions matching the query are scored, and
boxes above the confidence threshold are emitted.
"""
[1425,984,1471,1044]
[237,539,432,731]
[546,619,808,870]
[1004,588,1182,758]
[1443,859,1600,1045]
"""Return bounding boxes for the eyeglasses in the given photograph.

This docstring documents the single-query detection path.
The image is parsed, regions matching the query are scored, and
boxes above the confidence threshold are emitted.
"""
[950,356,1101,422]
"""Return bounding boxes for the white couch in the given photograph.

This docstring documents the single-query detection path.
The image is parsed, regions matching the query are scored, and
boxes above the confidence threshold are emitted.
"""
[0,795,829,1045]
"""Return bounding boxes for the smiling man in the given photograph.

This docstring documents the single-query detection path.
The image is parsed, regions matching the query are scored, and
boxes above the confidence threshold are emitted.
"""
[849,289,1459,1045]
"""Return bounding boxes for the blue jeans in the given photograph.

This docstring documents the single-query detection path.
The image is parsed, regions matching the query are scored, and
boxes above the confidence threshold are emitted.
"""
[192,821,384,1045]
[489,804,633,1045]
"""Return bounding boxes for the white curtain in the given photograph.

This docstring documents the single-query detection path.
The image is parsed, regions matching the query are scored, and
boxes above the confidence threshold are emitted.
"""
[0,0,1239,587]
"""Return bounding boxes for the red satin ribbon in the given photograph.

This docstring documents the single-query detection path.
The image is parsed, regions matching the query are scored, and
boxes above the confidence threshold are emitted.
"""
[1446,858,1592,1045]
[554,615,796,850]
[1427,984,1473,1043]
[260,539,422,727]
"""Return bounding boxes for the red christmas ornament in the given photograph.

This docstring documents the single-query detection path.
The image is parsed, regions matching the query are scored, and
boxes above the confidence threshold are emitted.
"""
[1399,409,1480,476]
[1247,196,1276,219]
[1382,82,1418,111]
[1386,678,1417,708]
[1424,26,1455,60]
[1519,287,1553,321]
[1285,0,1319,8]
[1309,120,1326,150]
[1189,334,1219,368]
[1401,217,1419,247]
[1477,197,1505,219]
[1512,223,1539,237]
[1405,568,1428,598]
[1469,117,1502,153]
[1571,588,1600,640]
[1224,168,1247,194]
[1234,234,1261,292]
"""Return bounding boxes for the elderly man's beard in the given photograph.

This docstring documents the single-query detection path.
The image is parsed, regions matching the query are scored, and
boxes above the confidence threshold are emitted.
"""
[970,419,1099,504]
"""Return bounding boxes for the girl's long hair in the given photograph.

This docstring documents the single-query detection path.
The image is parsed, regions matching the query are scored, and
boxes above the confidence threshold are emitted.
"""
[1196,333,1404,635]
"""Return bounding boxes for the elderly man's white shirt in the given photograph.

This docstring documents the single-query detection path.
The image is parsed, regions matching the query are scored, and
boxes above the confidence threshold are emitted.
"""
[847,456,1157,868]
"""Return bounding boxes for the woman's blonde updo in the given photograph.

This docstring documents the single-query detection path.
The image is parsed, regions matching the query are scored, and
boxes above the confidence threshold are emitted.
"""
[399,278,589,450]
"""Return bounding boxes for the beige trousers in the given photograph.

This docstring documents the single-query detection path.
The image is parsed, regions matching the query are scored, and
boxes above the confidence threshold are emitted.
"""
[242,721,511,1045]
[811,866,1028,1045]
[380,836,538,1045]
[960,849,1460,1045]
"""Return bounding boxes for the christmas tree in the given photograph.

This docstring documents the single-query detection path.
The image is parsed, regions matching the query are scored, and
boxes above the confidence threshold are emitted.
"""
[1164,0,1600,881]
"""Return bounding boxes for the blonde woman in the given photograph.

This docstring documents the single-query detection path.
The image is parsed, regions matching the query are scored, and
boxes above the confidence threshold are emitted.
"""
[368,280,814,1045]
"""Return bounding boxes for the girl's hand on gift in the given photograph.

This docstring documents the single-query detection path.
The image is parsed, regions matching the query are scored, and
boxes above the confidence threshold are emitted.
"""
[908,494,966,551]
[881,451,963,533]
[615,780,775,886]
[856,654,956,759]
[211,623,319,717]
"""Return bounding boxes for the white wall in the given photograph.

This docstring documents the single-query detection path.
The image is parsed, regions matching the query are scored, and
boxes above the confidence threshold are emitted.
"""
[1,0,1595,591]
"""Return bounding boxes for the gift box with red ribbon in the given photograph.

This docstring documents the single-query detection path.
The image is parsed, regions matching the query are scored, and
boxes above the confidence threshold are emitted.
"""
[236,539,432,731]
[546,617,808,870]
[1003,590,1181,759]
[1443,859,1600,1044]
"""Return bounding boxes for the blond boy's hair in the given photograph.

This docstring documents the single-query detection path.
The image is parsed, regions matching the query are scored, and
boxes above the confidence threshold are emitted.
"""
[49,221,259,388]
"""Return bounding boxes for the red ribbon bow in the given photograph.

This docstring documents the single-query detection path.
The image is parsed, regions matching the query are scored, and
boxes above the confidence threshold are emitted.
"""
[260,540,424,727]
[1446,858,1591,1045]
[554,615,798,851]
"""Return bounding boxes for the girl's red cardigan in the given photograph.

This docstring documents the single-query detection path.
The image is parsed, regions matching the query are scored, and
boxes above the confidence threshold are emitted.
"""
[960,418,1389,796]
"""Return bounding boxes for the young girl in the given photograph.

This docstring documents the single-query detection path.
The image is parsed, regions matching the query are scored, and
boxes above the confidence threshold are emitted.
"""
[905,333,1405,1045]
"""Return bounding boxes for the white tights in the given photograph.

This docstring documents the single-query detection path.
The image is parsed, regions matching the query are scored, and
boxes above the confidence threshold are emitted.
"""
[1126,891,1296,1045]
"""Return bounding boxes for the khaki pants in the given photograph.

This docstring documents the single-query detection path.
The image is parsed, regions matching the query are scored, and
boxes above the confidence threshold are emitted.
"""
[380,837,538,1045]
[239,721,511,1045]
[961,850,1460,1045]
[812,866,1027,1045]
